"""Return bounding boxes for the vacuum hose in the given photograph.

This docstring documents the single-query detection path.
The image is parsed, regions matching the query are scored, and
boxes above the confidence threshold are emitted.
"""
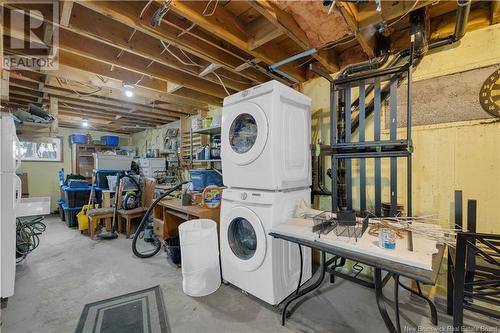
[132,181,189,258]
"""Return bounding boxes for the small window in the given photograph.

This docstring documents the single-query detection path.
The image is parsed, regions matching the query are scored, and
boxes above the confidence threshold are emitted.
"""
[17,137,62,162]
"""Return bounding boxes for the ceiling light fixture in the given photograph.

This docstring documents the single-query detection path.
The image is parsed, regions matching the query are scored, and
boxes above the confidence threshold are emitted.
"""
[82,119,89,128]
[125,90,134,98]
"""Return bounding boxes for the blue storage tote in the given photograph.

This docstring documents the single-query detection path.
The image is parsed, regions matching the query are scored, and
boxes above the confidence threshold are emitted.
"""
[71,134,88,144]
[57,199,66,222]
[63,186,91,208]
[62,203,81,228]
[101,135,119,146]
[189,169,223,191]
[67,179,89,188]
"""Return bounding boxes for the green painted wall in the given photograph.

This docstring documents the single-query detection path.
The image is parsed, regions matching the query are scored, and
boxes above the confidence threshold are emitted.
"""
[17,128,130,211]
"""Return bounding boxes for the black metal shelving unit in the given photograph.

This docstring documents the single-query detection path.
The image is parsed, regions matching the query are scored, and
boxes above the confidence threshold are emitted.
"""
[312,46,415,242]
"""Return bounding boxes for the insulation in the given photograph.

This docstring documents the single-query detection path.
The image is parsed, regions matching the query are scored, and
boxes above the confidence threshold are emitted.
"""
[271,0,353,48]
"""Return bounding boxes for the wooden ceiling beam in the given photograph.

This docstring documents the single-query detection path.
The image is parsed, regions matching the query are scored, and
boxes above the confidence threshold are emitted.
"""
[76,1,268,84]
[58,30,231,99]
[58,108,165,127]
[358,0,433,31]
[248,0,339,73]
[167,0,306,81]
[63,7,250,92]
[335,2,376,58]
[247,16,283,51]
[9,70,195,117]
[491,0,500,24]
[9,79,179,122]
[57,50,220,106]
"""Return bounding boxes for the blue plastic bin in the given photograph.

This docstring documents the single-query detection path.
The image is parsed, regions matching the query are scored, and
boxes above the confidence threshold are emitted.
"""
[67,179,89,188]
[62,203,82,228]
[101,135,120,146]
[71,134,87,144]
[63,186,91,208]
[189,169,223,191]
[57,199,66,222]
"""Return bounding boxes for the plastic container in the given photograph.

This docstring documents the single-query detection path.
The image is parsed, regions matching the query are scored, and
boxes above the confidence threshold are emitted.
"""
[63,186,91,208]
[202,117,212,128]
[95,170,122,189]
[71,134,87,144]
[101,135,120,146]
[62,203,82,228]
[67,179,89,188]
[179,219,220,297]
[57,199,66,221]
[93,153,133,171]
[15,197,51,217]
[165,237,182,266]
[189,169,223,191]
[106,174,140,191]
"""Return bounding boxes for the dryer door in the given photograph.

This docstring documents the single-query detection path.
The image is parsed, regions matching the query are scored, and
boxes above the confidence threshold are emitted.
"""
[224,206,267,272]
[222,102,268,166]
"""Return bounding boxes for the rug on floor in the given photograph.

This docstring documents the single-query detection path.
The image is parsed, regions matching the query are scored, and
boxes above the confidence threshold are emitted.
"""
[75,285,169,333]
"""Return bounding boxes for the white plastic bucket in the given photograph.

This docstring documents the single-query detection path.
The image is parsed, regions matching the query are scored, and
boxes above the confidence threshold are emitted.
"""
[179,219,220,297]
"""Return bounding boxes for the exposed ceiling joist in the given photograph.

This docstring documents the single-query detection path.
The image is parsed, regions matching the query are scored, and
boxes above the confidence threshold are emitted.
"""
[248,0,339,73]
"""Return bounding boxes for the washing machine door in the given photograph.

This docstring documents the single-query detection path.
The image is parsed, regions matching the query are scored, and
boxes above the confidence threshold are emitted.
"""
[222,102,268,166]
[224,206,267,272]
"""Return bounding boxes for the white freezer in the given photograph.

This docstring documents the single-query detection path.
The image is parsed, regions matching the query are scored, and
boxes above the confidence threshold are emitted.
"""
[0,173,21,298]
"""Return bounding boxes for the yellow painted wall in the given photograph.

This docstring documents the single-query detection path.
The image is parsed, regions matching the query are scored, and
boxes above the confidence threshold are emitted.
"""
[17,128,130,211]
[304,24,500,233]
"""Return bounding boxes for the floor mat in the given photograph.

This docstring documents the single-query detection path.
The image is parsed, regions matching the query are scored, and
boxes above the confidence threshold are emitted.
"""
[75,286,169,333]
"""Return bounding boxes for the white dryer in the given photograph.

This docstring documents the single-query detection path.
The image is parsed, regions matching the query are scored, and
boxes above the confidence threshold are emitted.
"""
[220,187,312,305]
[221,80,312,191]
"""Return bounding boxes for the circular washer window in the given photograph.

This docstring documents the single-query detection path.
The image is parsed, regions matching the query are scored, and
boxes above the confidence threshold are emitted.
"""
[229,113,258,154]
[228,217,257,260]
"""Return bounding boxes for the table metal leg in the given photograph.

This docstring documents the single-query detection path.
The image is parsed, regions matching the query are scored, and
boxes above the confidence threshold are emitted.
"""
[394,275,402,333]
[397,280,438,325]
[281,251,327,326]
[374,268,397,333]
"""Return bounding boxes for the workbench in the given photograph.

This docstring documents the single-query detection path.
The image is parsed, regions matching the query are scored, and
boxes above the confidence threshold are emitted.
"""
[270,221,446,333]
[152,198,220,239]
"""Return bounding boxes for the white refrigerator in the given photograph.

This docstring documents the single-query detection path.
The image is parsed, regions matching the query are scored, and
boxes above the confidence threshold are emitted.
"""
[0,112,22,299]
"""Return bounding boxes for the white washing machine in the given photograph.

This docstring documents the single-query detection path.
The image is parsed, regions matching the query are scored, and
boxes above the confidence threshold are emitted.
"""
[220,187,312,305]
[221,80,312,191]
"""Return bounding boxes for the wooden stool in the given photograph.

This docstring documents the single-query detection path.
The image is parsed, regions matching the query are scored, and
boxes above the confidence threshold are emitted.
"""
[87,208,114,239]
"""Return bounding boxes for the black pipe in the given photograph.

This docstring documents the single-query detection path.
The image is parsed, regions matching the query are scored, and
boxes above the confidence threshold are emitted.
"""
[428,0,471,49]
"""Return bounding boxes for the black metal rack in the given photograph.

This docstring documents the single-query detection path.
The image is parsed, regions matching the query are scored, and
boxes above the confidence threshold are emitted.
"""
[312,48,414,220]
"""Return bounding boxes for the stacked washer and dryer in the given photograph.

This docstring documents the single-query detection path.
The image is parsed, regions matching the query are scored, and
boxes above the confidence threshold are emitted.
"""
[220,80,313,305]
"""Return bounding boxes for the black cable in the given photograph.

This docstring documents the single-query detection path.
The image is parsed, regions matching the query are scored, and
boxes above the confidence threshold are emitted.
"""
[16,216,46,263]
[132,181,188,258]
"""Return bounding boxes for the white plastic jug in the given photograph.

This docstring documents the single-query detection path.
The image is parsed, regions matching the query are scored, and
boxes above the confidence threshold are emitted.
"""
[179,219,221,297]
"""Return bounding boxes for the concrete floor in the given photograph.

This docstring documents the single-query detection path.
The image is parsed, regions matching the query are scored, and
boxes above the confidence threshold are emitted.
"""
[1,215,497,333]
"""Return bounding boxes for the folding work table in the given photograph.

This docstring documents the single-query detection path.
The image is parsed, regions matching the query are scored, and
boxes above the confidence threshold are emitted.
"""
[270,222,445,333]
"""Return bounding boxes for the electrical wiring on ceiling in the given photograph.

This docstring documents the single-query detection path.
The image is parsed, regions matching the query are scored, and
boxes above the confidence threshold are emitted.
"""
[150,0,172,27]
[177,22,197,37]
[202,0,219,17]
[160,40,203,67]
[56,77,103,97]
[212,72,230,96]
[216,73,253,85]
[139,0,153,19]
